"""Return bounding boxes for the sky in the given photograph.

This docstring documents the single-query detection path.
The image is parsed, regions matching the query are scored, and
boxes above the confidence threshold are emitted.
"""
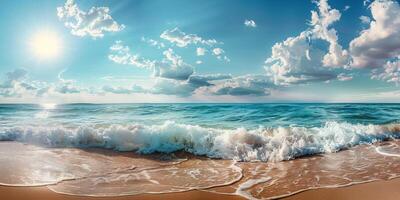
[1,0,400,103]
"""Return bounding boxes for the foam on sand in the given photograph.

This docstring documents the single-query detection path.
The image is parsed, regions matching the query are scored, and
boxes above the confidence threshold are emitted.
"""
[0,140,400,199]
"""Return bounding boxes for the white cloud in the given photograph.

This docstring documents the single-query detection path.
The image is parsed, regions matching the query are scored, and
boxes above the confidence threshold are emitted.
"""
[160,27,229,61]
[310,0,349,67]
[145,74,271,97]
[371,58,400,84]
[349,0,400,69]
[112,74,232,97]
[154,48,194,80]
[150,78,197,97]
[55,69,80,94]
[0,69,35,97]
[102,85,146,94]
[109,42,194,81]
[265,0,347,85]
[244,19,257,28]
[212,48,224,56]
[0,69,85,98]
[212,48,230,62]
[57,0,124,38]
[343,5,351,11]
[196,47,206,56]
[199,75,273,96]
[141,37,165,49]
[160,27,217,47]
[108,41,155,68]
[337,73,353,81]
[359,15,371,24]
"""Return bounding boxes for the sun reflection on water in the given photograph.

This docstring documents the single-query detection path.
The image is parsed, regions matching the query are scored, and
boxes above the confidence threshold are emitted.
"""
[41,103,57,110]
[35,103,57,119]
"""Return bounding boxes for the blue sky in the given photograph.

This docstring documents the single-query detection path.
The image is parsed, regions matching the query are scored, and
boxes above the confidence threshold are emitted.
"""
[1,0,400,103]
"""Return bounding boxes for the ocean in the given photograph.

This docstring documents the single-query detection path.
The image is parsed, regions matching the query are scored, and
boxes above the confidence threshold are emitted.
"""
[0,103,399,199]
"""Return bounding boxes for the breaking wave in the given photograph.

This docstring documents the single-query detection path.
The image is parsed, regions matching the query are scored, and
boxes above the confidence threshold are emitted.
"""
[1,121,399,161]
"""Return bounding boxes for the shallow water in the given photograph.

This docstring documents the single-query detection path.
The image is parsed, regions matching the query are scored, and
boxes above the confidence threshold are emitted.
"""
[0,141,399,199]
[0,103,400,199]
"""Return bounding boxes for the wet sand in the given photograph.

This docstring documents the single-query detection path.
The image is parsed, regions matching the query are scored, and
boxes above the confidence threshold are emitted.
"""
[1,141,400,199]
[283,178,400,200]
[0,178,400,200]
[0,185,244,200]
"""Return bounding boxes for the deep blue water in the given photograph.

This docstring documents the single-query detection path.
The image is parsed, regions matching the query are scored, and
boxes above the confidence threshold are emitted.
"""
[1,103,399,129]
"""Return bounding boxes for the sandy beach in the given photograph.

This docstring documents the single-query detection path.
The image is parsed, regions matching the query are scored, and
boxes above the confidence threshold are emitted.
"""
[0,178,399,200]
[283,178,400,200]
[0,140,399,199]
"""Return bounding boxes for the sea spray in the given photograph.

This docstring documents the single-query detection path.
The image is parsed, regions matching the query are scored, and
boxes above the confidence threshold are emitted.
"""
[1,121,399,161]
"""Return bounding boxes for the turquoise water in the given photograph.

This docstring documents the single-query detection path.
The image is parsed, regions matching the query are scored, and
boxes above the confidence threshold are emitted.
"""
[1,103,399,128]
[0,103,399,161]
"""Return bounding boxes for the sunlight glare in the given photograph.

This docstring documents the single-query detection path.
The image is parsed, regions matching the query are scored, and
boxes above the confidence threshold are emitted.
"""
[30,30,62,60]
[41,103,57,110]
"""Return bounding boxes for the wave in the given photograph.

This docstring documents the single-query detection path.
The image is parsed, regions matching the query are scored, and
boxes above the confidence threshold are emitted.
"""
[0,121,399,161]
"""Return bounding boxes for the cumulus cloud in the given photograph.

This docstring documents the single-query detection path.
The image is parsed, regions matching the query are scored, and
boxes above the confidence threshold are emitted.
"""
[160,27,229,61]
[212,48,230,62]
[199,75,273,96]
[0,69,272,99]
[359,15,371,24]
[0,69,82,98]
[349,0,400,69]
[121,73,270,97]
[371,58,400,84]
[55,69,81,94]
[103,74,232,97]
[160,27,218,47]
[150,78,197,97]
[0,69,35,97]
[154,48,194,80]
[265,0,347,85]
[109,41,193,81]
[147,74,267,97]
[108,40,155,68]
[188,74,232,87]
[310,0,349,67]
[57,0,124,38]
[244,19,257,28]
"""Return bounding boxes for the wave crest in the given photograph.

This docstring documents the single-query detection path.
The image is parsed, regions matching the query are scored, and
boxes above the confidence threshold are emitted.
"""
[1,121,399,161]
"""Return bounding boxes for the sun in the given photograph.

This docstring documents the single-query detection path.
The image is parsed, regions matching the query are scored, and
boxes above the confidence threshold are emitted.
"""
[30,30,62,60]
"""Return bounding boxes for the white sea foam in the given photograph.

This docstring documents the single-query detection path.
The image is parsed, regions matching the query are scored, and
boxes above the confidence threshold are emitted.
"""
[0,121,399,161]
[235,177,272,199]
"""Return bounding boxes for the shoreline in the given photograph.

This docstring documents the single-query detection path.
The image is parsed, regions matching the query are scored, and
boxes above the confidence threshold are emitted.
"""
[0,141,399,199]
[0,178,400,200]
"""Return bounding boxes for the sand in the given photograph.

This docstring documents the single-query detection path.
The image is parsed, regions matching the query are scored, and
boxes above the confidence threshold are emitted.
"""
[1,141,399,199]
[0,178,399,200]
[283,178,400,200]
[0,185,244,200]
